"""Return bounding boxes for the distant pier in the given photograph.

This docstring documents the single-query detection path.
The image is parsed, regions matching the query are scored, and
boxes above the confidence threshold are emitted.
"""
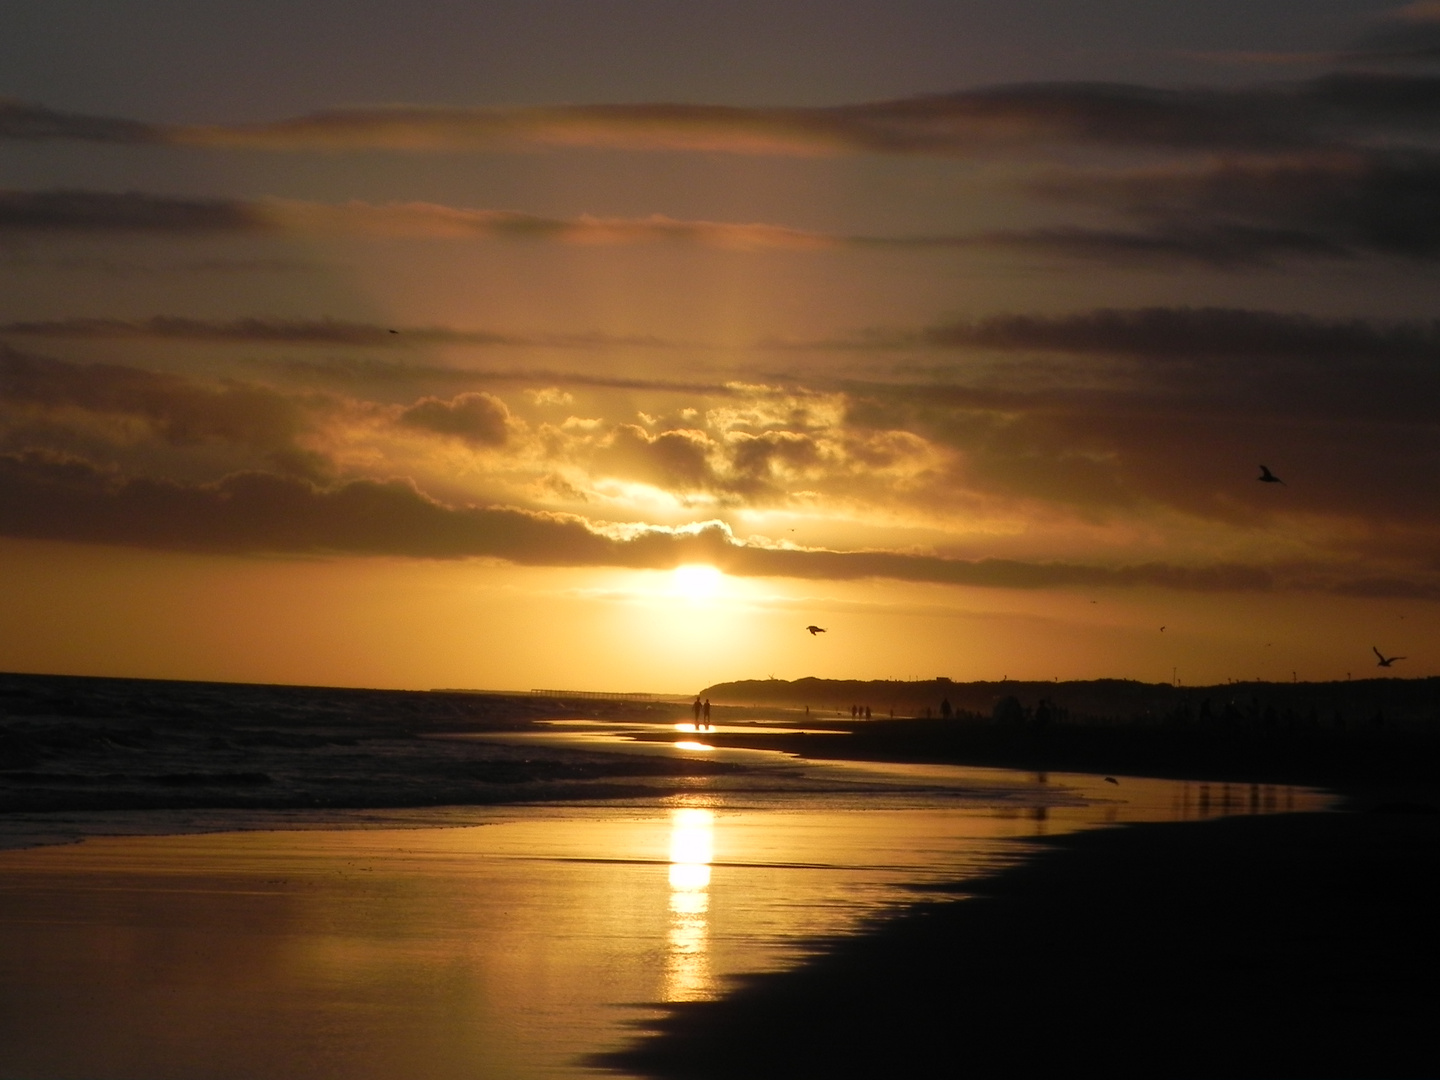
[529,688,670,702]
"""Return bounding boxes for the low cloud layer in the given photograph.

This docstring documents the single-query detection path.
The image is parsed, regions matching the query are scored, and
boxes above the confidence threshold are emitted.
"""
[1,302,1438,599]
[9,445,1440,600]
[9,73,1440,158]
[6,447,1433,597]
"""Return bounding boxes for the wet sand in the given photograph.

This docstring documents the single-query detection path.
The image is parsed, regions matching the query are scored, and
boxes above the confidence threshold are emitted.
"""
[601,806,1440,1080]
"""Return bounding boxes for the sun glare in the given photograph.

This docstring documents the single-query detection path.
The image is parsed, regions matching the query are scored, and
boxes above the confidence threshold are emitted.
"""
[671,564,724,601]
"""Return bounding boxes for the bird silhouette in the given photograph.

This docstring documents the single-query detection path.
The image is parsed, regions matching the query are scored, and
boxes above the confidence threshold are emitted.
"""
[1103,776,1119,785]
[1373,646,1406,668]
[1258,465,1285,484]
[806,625,827,635]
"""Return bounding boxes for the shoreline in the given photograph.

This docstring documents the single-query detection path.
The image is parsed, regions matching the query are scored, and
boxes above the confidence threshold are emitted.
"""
[598,805,1440,1079]
[679,713,1440,807]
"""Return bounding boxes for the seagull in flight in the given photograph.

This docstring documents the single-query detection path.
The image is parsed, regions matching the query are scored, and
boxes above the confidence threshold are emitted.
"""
[1258,465,1285,485]
[1373,646,1406,668]
[806,625,827,635]
[1104,776,1119,785]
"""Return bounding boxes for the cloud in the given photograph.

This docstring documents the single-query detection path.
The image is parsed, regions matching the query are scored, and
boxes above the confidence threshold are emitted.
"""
[0,99,164,143]
[0,316,514,347]
[839,312,1440,532]
[8,166,1436,268]
[259,356,742,397]
[0,254,311,277]
[1341,2,1440,66]
[0,345,314,457]
[969,223,1349,268]
[920,306,1440,364]
[989,149,1440,265]
[0,316,672,350]
[261,202,841,249]
[9,74,1440,158]
[397,392,512,447]
[0,450,609,560]
[0,190,266,234]
[599,424,715,490]
[8,447,1428,596]
[0,190,842,249]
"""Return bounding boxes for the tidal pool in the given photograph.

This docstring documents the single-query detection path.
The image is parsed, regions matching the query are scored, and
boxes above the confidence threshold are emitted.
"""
[0,740,1330,1080]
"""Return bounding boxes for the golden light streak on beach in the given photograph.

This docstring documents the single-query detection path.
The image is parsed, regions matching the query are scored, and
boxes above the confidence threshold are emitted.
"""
[665,808,715,1001]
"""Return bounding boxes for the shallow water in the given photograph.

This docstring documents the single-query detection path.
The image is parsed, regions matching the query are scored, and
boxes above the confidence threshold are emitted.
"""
[0,726,1331,1080]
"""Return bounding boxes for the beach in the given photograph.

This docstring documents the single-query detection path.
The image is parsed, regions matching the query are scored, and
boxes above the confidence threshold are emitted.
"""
[603,806,1440,1079]
[2,670,1437,1078]
[598,697,1440,1079]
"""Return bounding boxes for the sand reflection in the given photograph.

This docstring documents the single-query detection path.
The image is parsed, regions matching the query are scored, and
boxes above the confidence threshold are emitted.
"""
[665,808,714,1001]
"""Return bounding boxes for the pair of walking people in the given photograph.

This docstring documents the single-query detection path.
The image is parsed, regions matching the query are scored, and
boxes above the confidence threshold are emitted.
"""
[691,696,712,729]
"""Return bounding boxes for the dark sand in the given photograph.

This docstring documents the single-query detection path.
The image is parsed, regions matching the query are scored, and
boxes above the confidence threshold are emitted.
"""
[600,807,1440,1079]
[607,705,1440,1079]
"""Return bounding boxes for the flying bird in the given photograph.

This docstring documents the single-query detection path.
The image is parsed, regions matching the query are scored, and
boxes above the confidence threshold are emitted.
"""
[806,625,827,635]
[1258,465,1285,484]
[1373,646,1406,668]
[1104,776,1119,785]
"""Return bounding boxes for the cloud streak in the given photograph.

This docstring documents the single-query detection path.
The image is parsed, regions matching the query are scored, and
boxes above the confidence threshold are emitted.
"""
[919,306,1440,363]
[0,190,265,235]
[0,190,846,249]
[8,165,1436,267]
[10,73,1440,158]
[0,316,518,348]
[1029,150,1440,264]
[13,129,1440,269]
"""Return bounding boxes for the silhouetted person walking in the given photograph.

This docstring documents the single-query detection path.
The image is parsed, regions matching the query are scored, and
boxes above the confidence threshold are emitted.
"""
[702,698,711,728]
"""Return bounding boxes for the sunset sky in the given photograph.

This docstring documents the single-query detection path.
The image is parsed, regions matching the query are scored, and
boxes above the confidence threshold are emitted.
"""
[2,0,1439,692]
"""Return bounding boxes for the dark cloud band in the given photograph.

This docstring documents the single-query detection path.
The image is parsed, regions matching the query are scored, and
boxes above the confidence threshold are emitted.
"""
[3,450,1436,598]
[9,74,1440,157]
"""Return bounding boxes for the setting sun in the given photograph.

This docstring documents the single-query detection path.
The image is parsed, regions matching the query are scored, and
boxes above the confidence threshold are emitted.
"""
[671,565,725,602]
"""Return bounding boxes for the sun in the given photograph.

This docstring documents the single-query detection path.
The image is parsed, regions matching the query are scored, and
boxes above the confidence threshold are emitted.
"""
[671,564,724,601]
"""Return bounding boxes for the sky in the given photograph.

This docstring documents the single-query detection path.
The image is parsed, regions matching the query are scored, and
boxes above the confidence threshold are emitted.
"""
[2,0,1439,692]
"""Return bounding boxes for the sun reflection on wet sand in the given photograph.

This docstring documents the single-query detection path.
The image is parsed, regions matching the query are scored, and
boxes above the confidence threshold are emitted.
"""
[665,807,715,1001]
